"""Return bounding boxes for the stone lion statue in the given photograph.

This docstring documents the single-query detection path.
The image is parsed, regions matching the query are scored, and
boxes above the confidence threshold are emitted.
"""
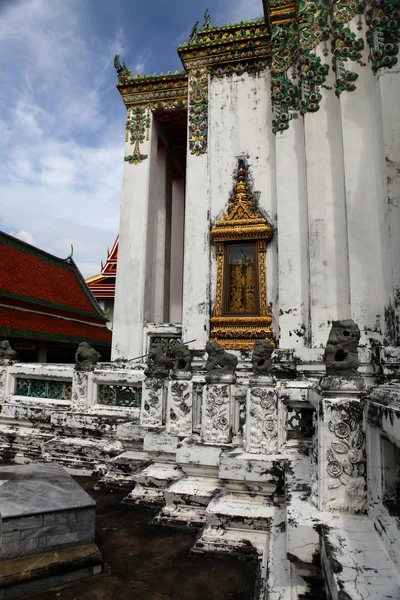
[252,339,274,375]
[171,343,193,372]
[144,344,172,378]
[205,341,238,376]
[0,340,17,361]
[324,319,361,377]
[75,342,101,370]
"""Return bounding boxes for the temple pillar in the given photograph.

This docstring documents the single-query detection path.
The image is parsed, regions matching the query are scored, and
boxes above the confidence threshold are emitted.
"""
[169,179,185,323]
[275,116,309,347]
[339,19,392,347]
[377,64,400,344]
[112,111,158,359]
[304,47,351,347]
[182,71,210,350]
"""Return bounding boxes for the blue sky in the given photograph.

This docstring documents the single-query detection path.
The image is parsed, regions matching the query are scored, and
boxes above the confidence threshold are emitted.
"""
[0,0,263,277]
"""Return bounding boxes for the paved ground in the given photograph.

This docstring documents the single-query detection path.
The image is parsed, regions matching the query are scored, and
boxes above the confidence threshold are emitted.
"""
[27,477,258,600]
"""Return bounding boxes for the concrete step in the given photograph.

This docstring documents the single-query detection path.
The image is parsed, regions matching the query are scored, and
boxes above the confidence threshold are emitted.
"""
[154,476,224,529]
[205,492,276,531]
[122,463,184,507]
[192,523,268,560]
[42,436,123,475]
[94,450,151,490]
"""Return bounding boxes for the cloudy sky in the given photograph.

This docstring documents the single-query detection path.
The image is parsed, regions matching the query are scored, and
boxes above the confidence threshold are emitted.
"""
[0,0,262,278]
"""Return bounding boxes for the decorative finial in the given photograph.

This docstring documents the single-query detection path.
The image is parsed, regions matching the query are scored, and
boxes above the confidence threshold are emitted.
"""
[67,244,74,259]
[203,9,211,30]
[189,20,199,44]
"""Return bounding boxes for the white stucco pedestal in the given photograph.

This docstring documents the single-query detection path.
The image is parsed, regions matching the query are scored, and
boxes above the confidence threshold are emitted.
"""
[245,376,278,454]
[166,371,193,437]
[202,374,235,444]
[316,376,367,513]
[140,377,166,427]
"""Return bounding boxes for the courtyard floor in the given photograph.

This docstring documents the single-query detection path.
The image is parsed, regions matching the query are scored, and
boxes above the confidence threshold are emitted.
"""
[25,476,258,600]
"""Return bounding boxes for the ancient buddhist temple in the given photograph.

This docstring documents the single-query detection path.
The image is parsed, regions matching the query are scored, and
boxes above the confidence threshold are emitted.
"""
[1,0,400,597]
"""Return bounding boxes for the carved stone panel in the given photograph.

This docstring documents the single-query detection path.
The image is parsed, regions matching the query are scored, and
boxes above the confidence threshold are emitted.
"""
[141,378,165,427]
[0,365,7,403]
[166,380,193,436]
[71,371,89,412]
[245,385,278,454]
[202,383,232,444]
[319,398,367,513]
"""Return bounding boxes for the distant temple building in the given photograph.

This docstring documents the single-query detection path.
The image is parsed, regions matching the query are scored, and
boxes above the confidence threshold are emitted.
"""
[0,231,111,362]
[1,1,400,598]
[86,236,118,326]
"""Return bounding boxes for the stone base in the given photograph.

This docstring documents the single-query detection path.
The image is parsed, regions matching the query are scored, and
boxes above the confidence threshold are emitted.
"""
[42,436,123,475]
[122,463,183,507]
[0,544,102,600]
[154,475,224,529]
[94,450,151,490]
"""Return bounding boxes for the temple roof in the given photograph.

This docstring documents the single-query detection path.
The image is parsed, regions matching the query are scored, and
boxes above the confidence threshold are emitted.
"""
[86,236,117,301]
[0,231,111,346]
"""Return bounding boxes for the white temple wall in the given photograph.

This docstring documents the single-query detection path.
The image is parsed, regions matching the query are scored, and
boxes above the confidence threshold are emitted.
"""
[112,111,158,359]
[207,71,278,335]
[169,178,185,323]
[275,116,310,348]
[304,47,351,348]
[339,19,393,347]
[379,64,400,344]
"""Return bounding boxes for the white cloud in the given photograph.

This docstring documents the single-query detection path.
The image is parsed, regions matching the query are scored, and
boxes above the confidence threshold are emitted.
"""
[0,0,140,278]
[9,230,36,246]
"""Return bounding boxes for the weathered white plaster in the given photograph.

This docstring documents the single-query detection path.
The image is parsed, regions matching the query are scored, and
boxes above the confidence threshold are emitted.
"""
[340,19,392,346]
[304,46,351,347]
[275,116,309,348]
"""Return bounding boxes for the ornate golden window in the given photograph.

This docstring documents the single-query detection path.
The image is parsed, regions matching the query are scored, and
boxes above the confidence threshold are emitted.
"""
[210,160,273,350]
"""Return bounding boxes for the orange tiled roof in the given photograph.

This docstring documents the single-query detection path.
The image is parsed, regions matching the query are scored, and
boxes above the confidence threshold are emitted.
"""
[0,231,111,346]
[0,306,111,345]
[0,232,104,318]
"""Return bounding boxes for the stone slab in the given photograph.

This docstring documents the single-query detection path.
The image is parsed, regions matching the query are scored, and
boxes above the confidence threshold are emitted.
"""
[0,542,102,599]
[0,463,95,519]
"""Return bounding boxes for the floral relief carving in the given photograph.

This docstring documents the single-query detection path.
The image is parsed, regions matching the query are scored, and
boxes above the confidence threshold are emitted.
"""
[0,366,7,403]
[72,371,88,412]
[247,387,278,453]
[168,381,192,435]
[141,378,164,426]
[326,403,367,512]
[203,384,230,443]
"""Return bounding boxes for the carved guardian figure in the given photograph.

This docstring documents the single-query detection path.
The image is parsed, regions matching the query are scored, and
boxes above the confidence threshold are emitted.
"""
[324,320,361,377]
[0,340,17,361]
[205,341,238,376]
[252,339,274,375]
[144,344,172,378]
[75,342,101,370]
[171,343,193,372]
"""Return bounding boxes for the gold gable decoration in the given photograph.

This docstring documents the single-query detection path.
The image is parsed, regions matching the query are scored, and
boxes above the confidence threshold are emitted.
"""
[210,160,274,350]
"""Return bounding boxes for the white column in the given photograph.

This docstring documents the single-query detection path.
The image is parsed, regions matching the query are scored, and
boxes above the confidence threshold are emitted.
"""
[112,110,158,360]
[147,145,168,323]
[276,117,310,348]
[169,178,185,323]
[182,73,210,350]
[378,64,400,344]
[339,20,392,347]
[304,48,351,347]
